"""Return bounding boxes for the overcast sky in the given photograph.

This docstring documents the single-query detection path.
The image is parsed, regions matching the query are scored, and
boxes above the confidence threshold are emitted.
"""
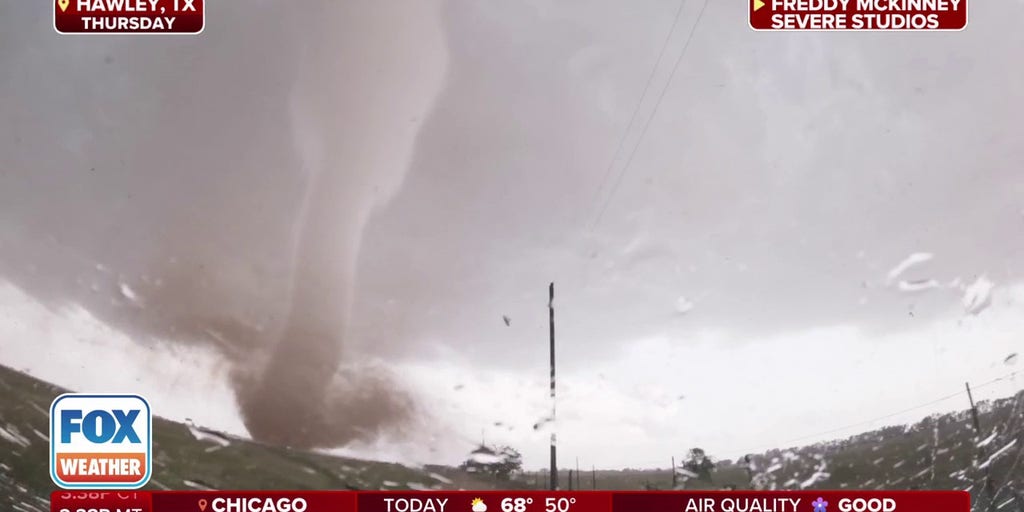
[1,0,1023,469]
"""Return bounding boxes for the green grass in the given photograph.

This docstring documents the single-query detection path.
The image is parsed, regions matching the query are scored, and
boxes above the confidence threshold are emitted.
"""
[521,390,1024,510]
[3,362,1022,512]
[0,364,526,512]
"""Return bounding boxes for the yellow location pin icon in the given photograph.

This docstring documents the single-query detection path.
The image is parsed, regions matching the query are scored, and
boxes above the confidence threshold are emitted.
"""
[57,0,69,12]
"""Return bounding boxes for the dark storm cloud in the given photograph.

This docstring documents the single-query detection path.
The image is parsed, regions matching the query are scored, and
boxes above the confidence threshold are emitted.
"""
[350,0,1024,368]
[1,0,1022,447]
[0,1,447,447]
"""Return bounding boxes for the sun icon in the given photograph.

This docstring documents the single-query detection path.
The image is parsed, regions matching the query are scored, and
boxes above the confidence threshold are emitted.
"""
[471,498,488,512]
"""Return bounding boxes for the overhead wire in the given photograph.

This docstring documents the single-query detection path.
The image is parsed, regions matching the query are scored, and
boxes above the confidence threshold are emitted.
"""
[589,0,712,231]
[737,371,1021,455]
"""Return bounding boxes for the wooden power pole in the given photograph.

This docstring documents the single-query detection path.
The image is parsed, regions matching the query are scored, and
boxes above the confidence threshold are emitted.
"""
[549,282,558,491]
[966,382,997,512]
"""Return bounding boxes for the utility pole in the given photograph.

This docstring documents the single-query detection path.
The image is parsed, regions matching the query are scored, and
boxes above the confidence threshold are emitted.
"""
[568,470,574,491]
[576,457,581,489]
[549,282,558,491]
[967,382,982,433]
[672,456,678,489]
[592,466,596,490]
[966,382,996,512]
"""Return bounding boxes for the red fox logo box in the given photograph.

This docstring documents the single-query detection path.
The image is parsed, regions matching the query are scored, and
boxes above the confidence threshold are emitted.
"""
[4,1,448,448]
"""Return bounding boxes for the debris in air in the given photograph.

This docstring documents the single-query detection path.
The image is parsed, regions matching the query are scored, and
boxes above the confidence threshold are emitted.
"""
[428,472,453,484]
[0,423,31,448]
[897,279,940,293]
[1005,353,1019,366]
[467,449,504,465]
[977,439,1017,469]
[799,471,830,489]
[886,252,934,284]
[502,315,511,326]
[184,419,232,447]
[675,296,694,314]
[533,415,554,431]
[976,431,998,448]
[182,479,216,491]
[962,275,994,315]
[119,282,141,304]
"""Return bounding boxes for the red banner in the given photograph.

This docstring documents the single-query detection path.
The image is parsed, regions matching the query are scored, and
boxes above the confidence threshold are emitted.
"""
[748,0,967,31]
[50,490,969,512]
[54,0,205,34]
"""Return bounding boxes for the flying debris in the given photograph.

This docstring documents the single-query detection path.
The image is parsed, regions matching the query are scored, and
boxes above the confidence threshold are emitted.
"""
[502,315,511,326]
[467,447,505,465]
[0,424,31,448]
[532,415,554,431]
[962,275,994,315]
[185,419,232,447]
[886,252,934,284]
[976,431,998,448]
[897,279,940,293]
[119,282,141,304]
[428,473,453,484]
[1005,353,1019,366]
[978,439,1017,469]
[799,471,830,489]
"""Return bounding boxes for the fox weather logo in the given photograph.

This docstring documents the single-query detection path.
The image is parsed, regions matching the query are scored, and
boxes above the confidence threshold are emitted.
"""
[49,393,152,489]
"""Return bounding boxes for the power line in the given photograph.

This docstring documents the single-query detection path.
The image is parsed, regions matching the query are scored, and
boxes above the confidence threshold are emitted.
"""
[737,371,1020,456]
[589,0,688,210]
[590,0,711,230]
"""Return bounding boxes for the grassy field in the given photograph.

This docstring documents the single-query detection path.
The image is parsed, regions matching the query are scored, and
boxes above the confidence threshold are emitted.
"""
[521,390,1024,509]
[2,363,1023,512]
[0,364,528,512]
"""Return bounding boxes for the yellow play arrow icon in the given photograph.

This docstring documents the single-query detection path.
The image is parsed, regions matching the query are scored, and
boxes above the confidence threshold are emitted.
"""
[753,0,765,11]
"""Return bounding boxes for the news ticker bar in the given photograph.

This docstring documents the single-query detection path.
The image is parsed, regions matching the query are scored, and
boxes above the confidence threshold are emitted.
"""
[52,490,969,512]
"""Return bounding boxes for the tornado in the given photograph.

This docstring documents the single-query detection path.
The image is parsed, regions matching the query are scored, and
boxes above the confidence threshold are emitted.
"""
[0,0,448,449]
[232,0,450,447]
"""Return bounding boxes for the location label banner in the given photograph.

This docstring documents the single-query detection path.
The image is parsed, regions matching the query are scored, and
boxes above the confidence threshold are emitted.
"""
[51,490,969,512]
[749,0,967,31]
[54,0,205,34]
